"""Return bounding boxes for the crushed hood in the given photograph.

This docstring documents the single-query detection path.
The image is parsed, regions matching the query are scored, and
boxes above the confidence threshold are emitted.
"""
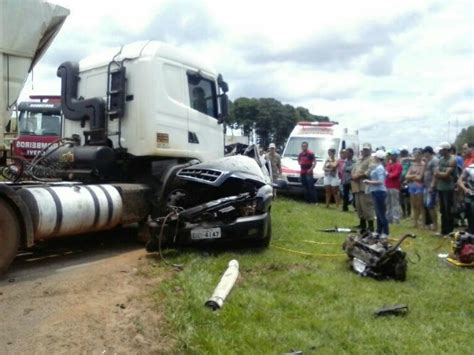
[177,155,271,188]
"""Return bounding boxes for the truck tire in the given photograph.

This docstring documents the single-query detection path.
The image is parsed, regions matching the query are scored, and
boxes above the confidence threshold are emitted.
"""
[0,200,20,275]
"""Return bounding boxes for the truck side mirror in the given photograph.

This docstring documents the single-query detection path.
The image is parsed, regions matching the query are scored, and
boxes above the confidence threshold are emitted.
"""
[218,94,229,124]
[217,74,229,93]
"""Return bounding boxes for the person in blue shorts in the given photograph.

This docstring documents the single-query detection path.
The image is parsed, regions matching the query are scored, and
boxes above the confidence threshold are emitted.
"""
[406,148,425,228]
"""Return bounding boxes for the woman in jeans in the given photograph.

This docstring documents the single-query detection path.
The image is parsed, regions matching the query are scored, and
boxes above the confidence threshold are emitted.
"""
[363,150,389,237]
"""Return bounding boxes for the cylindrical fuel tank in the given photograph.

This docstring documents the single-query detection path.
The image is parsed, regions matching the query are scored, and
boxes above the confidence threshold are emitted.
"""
[48,145,116,176]
[19,184,123,239]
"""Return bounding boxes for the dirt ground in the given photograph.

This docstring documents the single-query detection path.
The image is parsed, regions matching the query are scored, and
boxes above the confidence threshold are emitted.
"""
[0,232,172,354]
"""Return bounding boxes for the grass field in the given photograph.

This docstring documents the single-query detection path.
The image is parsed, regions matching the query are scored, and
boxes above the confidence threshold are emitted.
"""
[148,197,473,354]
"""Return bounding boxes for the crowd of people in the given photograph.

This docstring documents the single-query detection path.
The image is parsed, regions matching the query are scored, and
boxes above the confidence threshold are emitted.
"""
[266,140,474,238]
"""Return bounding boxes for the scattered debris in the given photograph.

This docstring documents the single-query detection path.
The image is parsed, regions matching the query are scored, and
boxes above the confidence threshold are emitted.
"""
[374,304,409,317]
[342,232,416,281]
[446,231,474,267]
[116,303,126,309]
[319,226,357,233]
[205,260,239,310]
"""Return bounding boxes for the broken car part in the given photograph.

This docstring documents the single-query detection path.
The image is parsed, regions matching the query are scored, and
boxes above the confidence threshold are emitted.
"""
[147,154,273,249]
[205,259,239,310]
[319,226,357,233]
[374,304,408,317]
[342,232,416,281]
[447,231,474,266]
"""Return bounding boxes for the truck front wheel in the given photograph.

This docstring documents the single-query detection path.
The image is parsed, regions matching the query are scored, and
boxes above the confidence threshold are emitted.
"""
[0,200,20,275]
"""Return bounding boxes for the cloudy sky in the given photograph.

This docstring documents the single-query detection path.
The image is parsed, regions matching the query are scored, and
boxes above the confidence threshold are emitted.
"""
[22,0,474,149]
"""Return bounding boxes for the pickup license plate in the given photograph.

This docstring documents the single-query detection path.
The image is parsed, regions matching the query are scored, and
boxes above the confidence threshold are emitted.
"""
[191,227,222,240]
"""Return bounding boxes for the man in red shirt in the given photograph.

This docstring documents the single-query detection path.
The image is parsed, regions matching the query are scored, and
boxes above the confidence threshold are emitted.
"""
[298,141,317,203]
[385,150,403,224]
[462,142,474,168]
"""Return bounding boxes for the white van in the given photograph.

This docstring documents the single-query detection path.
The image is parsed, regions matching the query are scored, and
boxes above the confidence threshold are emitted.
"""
[279,121,359,194]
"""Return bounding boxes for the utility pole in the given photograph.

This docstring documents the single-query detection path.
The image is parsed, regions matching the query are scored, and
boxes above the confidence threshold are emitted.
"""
[448,121,451,142]
[456,116,459,140]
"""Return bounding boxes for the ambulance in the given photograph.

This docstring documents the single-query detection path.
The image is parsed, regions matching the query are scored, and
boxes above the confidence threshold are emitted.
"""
[279,121,359,195]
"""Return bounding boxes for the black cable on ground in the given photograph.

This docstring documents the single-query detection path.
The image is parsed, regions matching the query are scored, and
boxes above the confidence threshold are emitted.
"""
[157,210,184,270]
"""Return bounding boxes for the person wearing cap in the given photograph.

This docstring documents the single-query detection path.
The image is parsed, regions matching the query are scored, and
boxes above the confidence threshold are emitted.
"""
[399,148,412,219]
[423,146,439,231]
[433,142,457,235]
[405,149,425,228]
[363,150,389,237]
[385,149,402,224]
[351,143,375,231]
[266,143,281,184]
[298,141,317,203]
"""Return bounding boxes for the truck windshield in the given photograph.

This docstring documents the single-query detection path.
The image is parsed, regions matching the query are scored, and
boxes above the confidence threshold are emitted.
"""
[19,111,61,136]
[283,137,340,160]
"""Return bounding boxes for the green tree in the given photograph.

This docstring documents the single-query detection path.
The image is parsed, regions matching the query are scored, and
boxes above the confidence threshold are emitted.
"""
[274,104,297,148]
[229,98,260,136]
[454,126,474,151]
[228,97,329,150]
[255,98,285,148]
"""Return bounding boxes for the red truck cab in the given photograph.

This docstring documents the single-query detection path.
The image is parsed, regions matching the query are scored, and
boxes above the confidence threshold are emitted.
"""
[12,96,62,159]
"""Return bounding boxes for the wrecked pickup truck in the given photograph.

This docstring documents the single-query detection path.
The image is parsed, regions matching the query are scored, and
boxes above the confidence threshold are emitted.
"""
[0,144,273,274]
[146,147,274,250]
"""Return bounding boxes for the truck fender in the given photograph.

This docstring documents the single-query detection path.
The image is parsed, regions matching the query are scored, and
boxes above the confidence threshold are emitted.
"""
[151,159,199,216]
[256,184,273,213]
[0,185,35,248]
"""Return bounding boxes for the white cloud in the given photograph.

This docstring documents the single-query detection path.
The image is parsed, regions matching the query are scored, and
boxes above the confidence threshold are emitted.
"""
[18,0,474,149]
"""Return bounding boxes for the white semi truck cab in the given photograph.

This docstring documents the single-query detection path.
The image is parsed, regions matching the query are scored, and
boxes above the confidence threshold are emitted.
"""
[61,41,228,162]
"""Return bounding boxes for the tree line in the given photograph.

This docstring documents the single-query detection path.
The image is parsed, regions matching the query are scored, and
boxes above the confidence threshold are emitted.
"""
[226,97,329,150]
[455,126,474,152]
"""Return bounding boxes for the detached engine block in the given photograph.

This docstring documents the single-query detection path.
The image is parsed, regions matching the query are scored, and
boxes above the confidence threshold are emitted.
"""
[342,232,416,281]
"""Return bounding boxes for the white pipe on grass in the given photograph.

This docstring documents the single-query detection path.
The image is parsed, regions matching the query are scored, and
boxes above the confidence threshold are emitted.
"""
[205,259,239,310]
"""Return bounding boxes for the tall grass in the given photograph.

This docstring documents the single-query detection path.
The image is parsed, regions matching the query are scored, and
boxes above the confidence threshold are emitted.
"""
[149,197,473,354]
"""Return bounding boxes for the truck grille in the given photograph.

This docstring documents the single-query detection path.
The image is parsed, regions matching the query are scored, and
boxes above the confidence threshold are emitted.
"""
[178,168,223,183]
